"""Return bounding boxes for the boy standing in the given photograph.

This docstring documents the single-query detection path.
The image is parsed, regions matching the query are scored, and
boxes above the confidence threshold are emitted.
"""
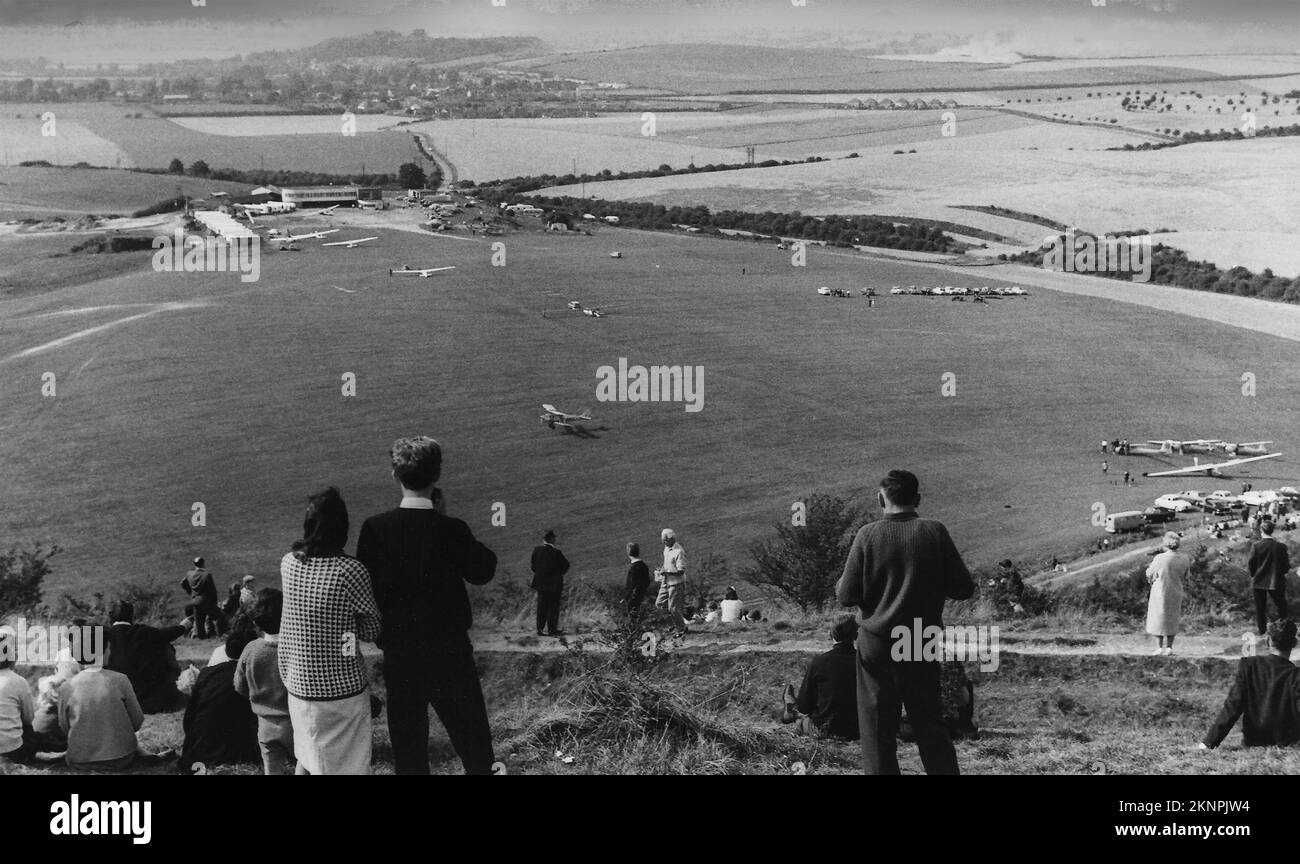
[235,589,294,775]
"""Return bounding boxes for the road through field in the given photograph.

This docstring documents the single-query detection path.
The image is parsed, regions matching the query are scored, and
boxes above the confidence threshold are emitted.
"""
[928,260,1300,343]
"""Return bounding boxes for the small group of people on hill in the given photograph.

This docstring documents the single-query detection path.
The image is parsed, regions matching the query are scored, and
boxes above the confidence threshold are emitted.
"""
[530,527,694,638]
[20,453,1300,776]
[4,435,500,776]
[1145,520,1294,656]
[179,558,258,640]
[0,607,177,771]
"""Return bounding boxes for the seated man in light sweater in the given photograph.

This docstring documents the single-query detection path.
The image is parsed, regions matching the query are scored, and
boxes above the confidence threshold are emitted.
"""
[0,627,38,763]
[235,589,295,775]
[58,666,174,771]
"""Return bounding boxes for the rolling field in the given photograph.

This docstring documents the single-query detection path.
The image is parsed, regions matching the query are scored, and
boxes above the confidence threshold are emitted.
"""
[503,45,1283,95]
[536,138,1300,271]
[406,105,1152,183]
[3,222,1300,600]
[0,104,424,174]
[168,114,409,136]
[0,167,252,220]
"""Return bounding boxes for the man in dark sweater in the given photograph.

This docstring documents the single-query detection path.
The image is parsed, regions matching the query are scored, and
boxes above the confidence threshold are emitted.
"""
[103,601,188,714]
[1202,618,1300,749]
[530,530,570,636]
[180,557,226,639]
[780,616,859,739]
[356,436,498,776]
[1248,521,1291,634]
[624,542,651,614]
[835,469,975,775]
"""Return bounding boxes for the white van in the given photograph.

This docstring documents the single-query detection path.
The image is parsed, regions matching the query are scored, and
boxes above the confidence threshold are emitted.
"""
[1105,511,1146,533]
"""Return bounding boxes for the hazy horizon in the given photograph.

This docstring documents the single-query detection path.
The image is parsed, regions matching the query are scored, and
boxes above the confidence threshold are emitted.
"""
[0,0,1295,66]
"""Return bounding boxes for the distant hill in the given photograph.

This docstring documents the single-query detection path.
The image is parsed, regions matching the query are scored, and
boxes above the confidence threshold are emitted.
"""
[249,32,547,65]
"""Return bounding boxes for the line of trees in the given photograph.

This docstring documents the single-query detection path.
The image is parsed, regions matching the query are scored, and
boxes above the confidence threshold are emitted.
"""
[1115,123,1300,152]
[471,156,834,201]
[509,195,955,253]
[142,159,441,190]
[1004,238,1300,302]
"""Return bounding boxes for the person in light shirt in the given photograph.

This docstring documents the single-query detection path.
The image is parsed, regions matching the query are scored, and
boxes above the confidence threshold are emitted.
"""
[655,529,688,636]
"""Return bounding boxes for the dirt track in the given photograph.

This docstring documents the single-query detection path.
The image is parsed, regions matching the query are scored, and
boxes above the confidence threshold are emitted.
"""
[937,261,1300,343]
[160,627,1249,664]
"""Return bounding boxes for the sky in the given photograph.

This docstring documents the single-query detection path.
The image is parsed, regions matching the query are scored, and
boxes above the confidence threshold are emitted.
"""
[0,0,1294,65]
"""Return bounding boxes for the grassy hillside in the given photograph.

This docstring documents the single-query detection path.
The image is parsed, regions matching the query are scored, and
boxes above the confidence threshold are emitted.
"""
[3,219,1300,600]
[0,104,424,174]
[1,648,1287,775]
[0,166,252,219]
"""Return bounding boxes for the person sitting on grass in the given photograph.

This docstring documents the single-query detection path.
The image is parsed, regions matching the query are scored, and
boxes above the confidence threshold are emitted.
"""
[221,581,243,621]
[32,660,84,753]
[779,616,860,740]
[178,613,261,774]
[234,589,295,775]
[1201,618,1300,751]
[0,626,38,764]
[58,666,176,771]
[991,560,1026,615]
[103,600,188,714]
[720,587,744,623]
[900,661,978,743]
[205,611,259,667]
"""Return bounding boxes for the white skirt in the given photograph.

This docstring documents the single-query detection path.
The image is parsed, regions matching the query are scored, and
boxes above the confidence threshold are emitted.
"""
[288,691,372,775]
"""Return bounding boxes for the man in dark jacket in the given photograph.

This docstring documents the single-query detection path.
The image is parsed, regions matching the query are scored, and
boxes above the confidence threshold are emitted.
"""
[781,616,859,739]
[624,542,651,614]
[835,469,975,775]
[356,436,498,776]
[530,530,570,637]
[180,557,226,638]
[1248,521,1291,634]
[103,601,188,714]
[1203,618,1300,749]
[179,624,260,773]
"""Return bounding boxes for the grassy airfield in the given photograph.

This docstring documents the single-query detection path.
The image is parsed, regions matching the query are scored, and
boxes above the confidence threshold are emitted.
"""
[3,212,1299,600]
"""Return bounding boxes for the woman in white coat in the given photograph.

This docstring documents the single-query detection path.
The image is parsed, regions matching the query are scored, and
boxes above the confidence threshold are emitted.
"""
[1146,532,1189,655]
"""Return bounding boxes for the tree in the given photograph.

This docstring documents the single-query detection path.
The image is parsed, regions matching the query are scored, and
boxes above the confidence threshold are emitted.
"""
[397,161,426,190]
[740,492,867,612]
[188,159,210,178]
[167,158,184,175]
[0,543,60,616]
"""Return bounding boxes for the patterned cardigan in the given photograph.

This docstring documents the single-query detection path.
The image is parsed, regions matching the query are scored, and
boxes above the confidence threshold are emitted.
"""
[278,551,381,701]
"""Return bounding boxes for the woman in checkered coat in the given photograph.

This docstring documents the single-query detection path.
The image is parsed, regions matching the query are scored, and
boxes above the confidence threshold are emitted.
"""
[279,487,382,774]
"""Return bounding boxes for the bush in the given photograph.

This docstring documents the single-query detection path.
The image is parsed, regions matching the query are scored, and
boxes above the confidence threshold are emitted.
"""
[48,573,177,627]
[971,562,1055,616]
[686,553,731,609]
[0,544,60,616]
[131,196,188,218]
[70,235,156,254]
[469,568,532,625]
[740,492,867,613]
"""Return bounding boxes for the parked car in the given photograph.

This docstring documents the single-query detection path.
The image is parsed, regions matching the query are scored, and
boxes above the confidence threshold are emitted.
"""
[1154,495,1195,513]
[1143,506,1178,524]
